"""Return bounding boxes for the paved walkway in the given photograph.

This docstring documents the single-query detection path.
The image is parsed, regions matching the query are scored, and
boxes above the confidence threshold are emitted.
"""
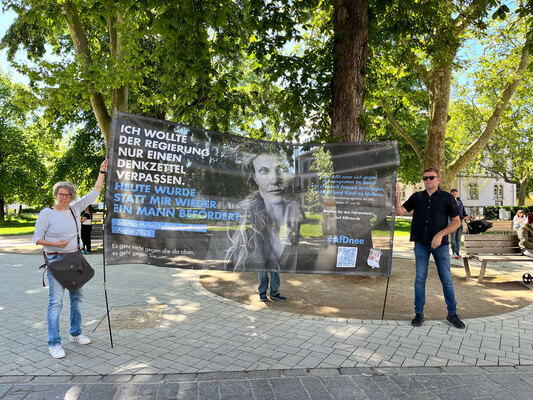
[1,236,533,399]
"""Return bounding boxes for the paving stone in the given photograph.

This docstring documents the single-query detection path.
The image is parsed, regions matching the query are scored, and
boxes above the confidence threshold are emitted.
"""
[113,385,138,400]
[299,376,333,400]
[320,375,367,399]
[246,370,281,379]
[269,377,310,400]
[155,383,179,400]
[197,381,218,399]
[218,380,253,400]
[100,375,133,383]
[177,382,198,400]
[196,371,247,381]
[281,369,308,377]
[2,253,533,398]
[249,379,276,400]
[0,384,12,398]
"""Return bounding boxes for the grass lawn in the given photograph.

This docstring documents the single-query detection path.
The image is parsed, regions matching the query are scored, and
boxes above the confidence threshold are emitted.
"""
[0,213,413,238]
[0,214,38,236]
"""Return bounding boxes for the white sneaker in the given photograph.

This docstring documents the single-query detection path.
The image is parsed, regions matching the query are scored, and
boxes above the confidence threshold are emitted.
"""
[49,345,65,359]
[69,334,91,345]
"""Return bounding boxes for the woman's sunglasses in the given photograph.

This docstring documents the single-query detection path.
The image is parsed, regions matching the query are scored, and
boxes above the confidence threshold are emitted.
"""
[422,176,438,181]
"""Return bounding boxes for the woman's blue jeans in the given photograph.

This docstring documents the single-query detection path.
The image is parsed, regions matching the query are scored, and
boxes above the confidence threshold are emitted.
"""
[414,242,457,315]
[258,272,280,295]
[46,254,84,346]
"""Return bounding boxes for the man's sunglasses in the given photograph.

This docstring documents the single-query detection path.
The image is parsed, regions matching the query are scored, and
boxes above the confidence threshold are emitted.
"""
[422,176,438,181]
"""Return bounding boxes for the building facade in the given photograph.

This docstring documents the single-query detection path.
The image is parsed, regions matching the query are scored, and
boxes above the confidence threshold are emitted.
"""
[399,173,516,218]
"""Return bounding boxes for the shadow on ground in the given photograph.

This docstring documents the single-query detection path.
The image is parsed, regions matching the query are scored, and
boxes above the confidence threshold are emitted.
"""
[201,258,533,321]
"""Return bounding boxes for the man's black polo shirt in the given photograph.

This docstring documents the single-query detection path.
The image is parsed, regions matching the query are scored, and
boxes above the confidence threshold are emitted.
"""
[402,188,459,245]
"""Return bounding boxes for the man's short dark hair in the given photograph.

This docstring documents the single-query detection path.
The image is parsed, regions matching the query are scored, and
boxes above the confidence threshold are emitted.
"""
[450,189,458,193]
[422,168,439,176]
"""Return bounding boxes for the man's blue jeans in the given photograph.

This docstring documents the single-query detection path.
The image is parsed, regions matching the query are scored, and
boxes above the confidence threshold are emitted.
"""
[450,224,463,255]
[46,254,84,346]
[414,242,457,315]
[258,272,280,295]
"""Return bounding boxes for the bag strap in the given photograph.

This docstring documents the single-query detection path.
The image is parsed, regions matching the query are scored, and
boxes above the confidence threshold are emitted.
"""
[40,251,48,287]
[39,207,81,287]
[68,207,82,251]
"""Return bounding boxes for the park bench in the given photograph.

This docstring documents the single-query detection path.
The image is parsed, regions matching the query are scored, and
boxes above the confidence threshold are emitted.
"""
[486,220,514,233]
[463,233,533,283]
[463,220,513,234]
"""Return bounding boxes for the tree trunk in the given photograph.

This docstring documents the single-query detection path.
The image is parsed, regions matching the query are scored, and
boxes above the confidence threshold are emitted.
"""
[517,179,530,205]
[331,0,368,143]
[0,196,4,222]
[109,10,128,138]
[425,63,453,189]
[62,1,113,145]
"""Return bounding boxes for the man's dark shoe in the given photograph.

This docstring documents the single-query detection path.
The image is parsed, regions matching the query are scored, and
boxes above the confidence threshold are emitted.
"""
[270,293,287,301]
[446,313,465,329]
[411,313,425,327]
[259,293,268,302]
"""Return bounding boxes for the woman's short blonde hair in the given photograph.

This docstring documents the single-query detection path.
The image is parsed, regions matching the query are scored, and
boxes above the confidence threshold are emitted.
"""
[53,182,77,199]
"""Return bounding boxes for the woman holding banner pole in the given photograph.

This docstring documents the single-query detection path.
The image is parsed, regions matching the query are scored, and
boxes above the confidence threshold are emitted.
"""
[226,144,304,302]
[33,159,107,359]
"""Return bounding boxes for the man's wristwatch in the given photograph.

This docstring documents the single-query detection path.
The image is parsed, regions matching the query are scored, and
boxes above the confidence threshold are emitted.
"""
[99,170,106,174]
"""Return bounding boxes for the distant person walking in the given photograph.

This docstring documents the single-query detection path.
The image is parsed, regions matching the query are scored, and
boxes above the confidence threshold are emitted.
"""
[449,189,470,259]
[396,169,465,329]
[80,205,93,253]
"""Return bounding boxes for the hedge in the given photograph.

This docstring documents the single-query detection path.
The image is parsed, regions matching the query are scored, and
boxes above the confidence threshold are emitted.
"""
[483,206,533,220]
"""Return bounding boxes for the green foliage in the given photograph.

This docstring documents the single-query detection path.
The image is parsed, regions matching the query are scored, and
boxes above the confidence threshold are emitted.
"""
[248,0,333,141]
[1,0,295,141]
[483,206,533,220]
[48,112,106,198]
[0,71,48,216]
[448,13,533,201]
[304,187,322,213]
[309,147,334,190]
[365,0,527,186]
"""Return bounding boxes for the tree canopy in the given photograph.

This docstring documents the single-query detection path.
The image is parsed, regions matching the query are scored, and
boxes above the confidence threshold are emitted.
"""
[1,0,286,143]
[2,0,371,145]
[447,14,533,204]
[367,0,531,189]
[3,0,533,198]
[0,71,47,219]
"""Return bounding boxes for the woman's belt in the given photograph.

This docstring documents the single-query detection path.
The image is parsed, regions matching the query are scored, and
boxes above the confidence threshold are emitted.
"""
[45,252,72,255]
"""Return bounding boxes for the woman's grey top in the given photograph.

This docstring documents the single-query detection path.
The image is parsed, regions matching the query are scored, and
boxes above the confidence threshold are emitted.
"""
[33,189,100,253]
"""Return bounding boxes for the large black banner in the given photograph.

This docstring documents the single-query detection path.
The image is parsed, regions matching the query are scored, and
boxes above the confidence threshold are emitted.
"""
[104,112,400,276]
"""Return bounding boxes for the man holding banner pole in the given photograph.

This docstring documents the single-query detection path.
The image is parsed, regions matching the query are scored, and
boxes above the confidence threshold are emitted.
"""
[396,168,465,329]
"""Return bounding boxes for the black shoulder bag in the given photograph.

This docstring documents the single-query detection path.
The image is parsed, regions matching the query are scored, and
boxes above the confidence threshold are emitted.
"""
[40,208,95,290]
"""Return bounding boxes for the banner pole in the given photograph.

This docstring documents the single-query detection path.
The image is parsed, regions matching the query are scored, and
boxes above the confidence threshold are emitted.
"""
[101,173,114,348]
[381,275,391,320]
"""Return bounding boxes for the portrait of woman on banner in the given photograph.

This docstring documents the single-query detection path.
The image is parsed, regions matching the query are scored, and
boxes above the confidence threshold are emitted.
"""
[225,143,305,273]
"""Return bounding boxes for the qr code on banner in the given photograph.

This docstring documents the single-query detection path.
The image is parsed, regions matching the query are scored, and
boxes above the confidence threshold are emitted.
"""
[336,246,358,268]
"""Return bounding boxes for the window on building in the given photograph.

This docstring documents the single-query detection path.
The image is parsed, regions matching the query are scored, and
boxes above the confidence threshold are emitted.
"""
[494,184,504,199]
[400,188,406,202]
[468,183,479,200]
